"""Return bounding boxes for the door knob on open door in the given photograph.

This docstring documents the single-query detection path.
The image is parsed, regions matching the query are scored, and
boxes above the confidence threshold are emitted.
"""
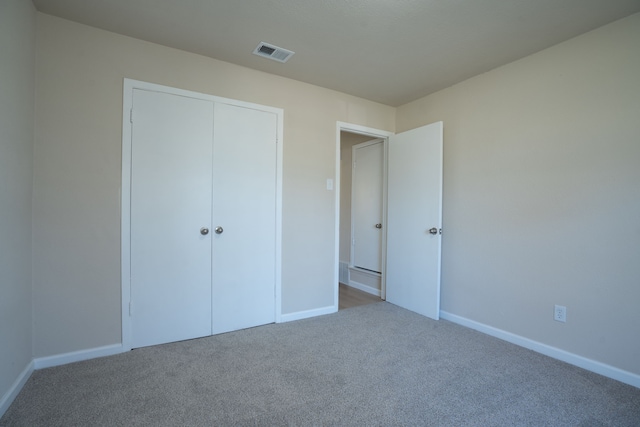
[375,223,382,229]
[215,226,224,234]
[428,227,438,235]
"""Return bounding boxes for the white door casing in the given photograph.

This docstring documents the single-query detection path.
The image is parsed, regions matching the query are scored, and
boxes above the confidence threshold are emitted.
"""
[130,89,214,348]
[385,121,443,320]
[335,123,394,307]
[122,79,283,350]
[351,139,384,273]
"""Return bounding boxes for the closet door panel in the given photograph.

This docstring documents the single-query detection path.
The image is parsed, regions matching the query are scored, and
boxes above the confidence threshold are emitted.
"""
[211,103,277,334]
[130,89,214,348]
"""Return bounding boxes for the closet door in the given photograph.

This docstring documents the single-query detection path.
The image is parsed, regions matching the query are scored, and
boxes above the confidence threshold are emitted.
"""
[130,89,214,348]
[211,103,277,334]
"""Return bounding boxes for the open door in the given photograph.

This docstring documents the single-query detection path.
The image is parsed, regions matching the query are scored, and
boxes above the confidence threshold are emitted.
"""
[385,121,443,320]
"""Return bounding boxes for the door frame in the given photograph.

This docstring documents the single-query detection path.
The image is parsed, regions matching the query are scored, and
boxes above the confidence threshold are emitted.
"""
[335,122,393,308]
[121,78,284,351]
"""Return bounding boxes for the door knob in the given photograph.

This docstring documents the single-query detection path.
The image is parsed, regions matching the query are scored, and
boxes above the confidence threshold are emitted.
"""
[375,223,382,229]
[428,227,438,235]
[215,226,224,234]
[200,227,209,235]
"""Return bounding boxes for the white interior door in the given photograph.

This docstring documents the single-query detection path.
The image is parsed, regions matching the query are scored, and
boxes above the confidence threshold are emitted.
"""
[386,121,443,320]
[352,140,384,273]
[130,89,214,348]
[211,103,277,334]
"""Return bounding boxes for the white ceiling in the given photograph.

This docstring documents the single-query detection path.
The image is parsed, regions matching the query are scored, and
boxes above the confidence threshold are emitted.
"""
[32,0,640,106]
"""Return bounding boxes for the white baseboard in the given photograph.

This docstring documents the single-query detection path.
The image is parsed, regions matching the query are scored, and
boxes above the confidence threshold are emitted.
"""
[33,343,124,370]
[346,280,381,297]
[0,360,34,418]
[280,305,337,323]
[440,311,640,389]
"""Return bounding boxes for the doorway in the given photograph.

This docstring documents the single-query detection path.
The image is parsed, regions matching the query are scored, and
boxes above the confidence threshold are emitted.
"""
[338,132,384,303]
[336,123,393,310]
[335,121,443,319]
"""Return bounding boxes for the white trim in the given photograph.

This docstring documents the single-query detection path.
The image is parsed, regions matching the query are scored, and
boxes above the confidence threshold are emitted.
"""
[440,311,640,389]
[279,306,337,323]
[33,344,124,370]
[0,360,34,418]
[121,80,133,351]
[337,122,394,139]
[335,122,393,310]
[344,281,381,297]
[121,78,283,349]
[380,133,389,301]
[274,101,284,324]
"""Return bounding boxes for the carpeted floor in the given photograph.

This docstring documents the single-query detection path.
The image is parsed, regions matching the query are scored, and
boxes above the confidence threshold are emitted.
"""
[2,302,639,426]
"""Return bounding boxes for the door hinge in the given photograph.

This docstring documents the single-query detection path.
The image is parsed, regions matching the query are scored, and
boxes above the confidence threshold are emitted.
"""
[352,238,356,246]
[352,161,356,169]
[129,301,133,316]
[129,108,133,123]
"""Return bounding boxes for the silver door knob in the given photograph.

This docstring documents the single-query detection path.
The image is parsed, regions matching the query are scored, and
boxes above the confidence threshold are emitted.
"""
[428,227,438,235]
[215,226,224,234]
[375,223,382,229]
[200,227,209,235]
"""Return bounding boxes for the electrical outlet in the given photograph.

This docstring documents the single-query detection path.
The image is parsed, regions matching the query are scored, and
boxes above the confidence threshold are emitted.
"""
[554,305,566,322]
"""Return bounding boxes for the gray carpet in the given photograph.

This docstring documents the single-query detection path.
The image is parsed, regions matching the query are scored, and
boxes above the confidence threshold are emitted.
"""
[2,302,639,426]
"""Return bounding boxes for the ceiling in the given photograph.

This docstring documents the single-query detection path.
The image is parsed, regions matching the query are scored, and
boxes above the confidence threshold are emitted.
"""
[32,0,640,106]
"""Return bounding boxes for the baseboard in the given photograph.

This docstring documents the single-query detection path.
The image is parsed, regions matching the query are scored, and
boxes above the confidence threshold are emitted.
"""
[346,280,381,297]
[440,311,640,389]
[33,343,124,370]
[280,305,337,323]
[0,360,34,418]
[1,344,124,417]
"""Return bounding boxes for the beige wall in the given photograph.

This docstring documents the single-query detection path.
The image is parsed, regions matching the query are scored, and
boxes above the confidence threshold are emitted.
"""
[397,13,640,374]
[33,13,395,357]
[0,0,35,404]
[23,6,640,380]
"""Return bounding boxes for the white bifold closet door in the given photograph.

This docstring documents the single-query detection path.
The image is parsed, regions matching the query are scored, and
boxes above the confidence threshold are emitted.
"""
[130,89,276,348]
[130,89,213,348]
[211,103,277,335]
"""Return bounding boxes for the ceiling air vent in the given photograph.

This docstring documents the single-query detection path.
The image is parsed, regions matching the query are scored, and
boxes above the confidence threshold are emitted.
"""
[253,42,295,63]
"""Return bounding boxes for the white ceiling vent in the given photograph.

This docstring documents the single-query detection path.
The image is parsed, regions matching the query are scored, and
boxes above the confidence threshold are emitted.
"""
[252,42,295,63]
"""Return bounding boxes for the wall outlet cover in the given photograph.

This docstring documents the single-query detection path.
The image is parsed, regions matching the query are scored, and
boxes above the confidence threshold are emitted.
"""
[554,305,567,322]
